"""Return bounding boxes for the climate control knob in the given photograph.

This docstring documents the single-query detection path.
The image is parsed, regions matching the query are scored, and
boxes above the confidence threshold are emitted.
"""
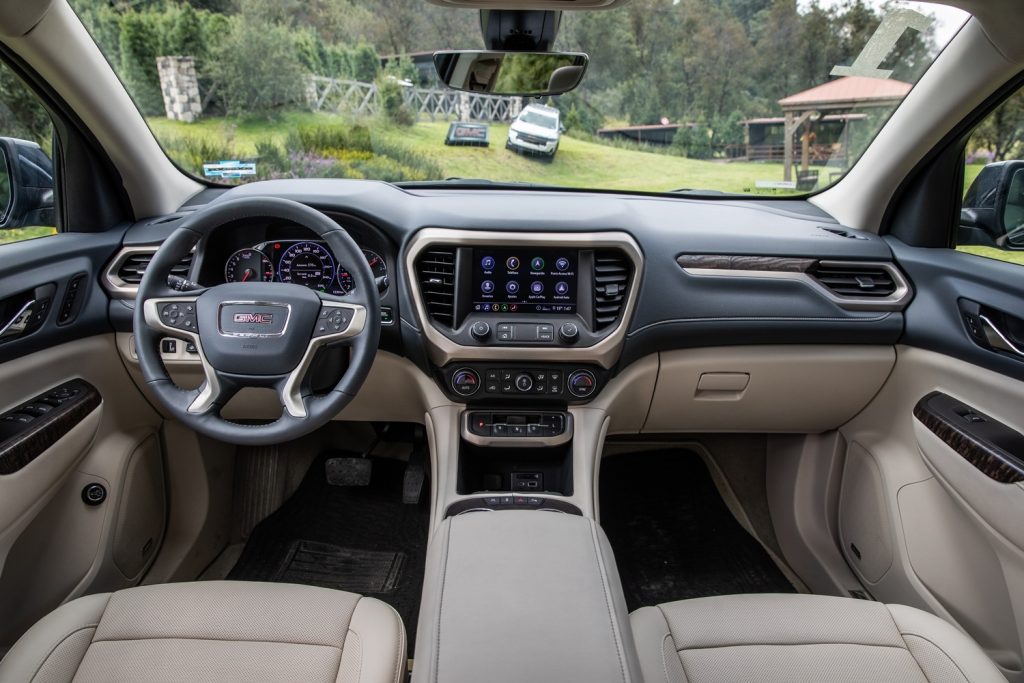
[515,373,534,392]
[567,369,597,398]
[451,368,481,397]
[559,322,580,344]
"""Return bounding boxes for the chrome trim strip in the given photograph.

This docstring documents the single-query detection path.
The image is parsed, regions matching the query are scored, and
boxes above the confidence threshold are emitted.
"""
[980,315,1024,357]
[459,411,573,448]
[142,296,221,415]
[680,260,912,312]
[404,229,643,369]
[281,301,367,418]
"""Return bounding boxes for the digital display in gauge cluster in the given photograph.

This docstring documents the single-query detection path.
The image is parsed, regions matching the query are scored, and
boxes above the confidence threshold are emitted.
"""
[223,240,387,297]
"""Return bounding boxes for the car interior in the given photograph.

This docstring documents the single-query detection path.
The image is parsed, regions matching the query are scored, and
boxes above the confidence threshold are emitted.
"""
[0,0,1023,681]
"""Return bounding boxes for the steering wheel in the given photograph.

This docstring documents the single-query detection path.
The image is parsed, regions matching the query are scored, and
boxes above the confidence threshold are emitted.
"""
[133,197,380,446]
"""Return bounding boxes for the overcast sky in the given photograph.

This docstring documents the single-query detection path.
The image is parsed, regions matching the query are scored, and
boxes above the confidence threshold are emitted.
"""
[799,0,970,45]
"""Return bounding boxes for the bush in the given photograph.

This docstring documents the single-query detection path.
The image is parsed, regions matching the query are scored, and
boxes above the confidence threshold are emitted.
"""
[671,121,713,159]
[290,124,373,154]
[206,11,308,117]
[376,74,414,126]
[119,11,164,116]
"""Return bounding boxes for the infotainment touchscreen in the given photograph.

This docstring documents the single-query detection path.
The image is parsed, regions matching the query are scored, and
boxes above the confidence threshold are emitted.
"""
[471,248,577,314]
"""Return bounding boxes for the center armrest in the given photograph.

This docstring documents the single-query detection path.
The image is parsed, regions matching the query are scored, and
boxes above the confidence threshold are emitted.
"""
[412,510,640,683]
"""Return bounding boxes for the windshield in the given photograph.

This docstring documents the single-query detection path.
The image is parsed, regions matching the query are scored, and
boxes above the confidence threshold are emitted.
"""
[71,0,967,195]
[520,111,557,129]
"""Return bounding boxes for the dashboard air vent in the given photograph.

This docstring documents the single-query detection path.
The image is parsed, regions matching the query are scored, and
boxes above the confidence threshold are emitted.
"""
[810,263,896,298]
[117,251,194,285]
[593,249,630,330]
[416,247,457,327]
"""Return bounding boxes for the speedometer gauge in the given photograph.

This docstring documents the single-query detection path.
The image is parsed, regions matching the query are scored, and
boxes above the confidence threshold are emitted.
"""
[278,241,335,291]
[334,249,388,294]
[225,248,273,283]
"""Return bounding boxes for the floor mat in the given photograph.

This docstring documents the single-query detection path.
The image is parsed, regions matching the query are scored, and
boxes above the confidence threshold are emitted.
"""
[228,453,429,647]
[599,449,795,612]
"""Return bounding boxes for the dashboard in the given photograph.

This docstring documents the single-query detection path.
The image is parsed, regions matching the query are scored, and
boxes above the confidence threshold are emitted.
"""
[108,180,912,406]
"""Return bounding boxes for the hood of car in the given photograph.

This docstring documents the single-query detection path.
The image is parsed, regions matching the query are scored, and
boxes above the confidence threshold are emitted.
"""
[511,121,558,139]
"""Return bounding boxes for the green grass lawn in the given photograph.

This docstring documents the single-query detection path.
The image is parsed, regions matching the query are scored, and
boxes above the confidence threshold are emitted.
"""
[0,226,57,245]
[956,245,1024,265]
[148,113,798,195]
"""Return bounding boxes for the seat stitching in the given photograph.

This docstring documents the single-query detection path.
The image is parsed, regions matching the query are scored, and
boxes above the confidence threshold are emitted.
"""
[26,624,98,682]
[660,633,675,683]
[87,636,345,649]
[341,627,362,683]
[676,641,914,653]
[390,603,405,683]
[899,632,971,683]
[588,520,628,683]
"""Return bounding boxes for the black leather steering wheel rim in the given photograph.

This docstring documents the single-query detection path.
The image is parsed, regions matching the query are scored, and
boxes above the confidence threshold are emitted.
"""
[133,196,381,446]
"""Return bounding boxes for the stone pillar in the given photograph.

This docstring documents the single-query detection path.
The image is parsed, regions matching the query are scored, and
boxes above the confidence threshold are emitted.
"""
[157,56,202,123]
[459,92,470,122]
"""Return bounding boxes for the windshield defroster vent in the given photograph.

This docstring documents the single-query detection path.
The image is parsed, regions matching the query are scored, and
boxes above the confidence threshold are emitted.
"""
[810,263,896,298]
[116,251,194,284]
[593,249,631,330]
[416,247,457,327]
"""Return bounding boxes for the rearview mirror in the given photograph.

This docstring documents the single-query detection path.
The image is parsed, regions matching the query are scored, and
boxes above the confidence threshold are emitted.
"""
[433,51,588,97]
[0,137,54,230]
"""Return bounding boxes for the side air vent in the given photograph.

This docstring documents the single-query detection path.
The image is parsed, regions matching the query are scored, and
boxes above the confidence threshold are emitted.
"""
[593,249,631,330]
[416,247,456,327]
[810,262,897,298]
[116,250,194,284]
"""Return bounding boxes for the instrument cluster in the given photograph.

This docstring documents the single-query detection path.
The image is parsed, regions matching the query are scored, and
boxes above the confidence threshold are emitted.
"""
[224,240,388,297]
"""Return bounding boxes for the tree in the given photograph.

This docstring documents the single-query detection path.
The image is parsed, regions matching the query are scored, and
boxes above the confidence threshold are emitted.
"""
[973,91,1024,162]
[0,67,52,146]
[206,8,308,117]
[119,11,164,115]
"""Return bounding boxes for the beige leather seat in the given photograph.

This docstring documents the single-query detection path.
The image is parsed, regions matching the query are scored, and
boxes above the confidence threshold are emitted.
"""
[0,581,405,683]
[631,594,1006,683]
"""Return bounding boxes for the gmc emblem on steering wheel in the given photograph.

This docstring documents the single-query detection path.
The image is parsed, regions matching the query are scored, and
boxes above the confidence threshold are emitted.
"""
[233,312,274,324]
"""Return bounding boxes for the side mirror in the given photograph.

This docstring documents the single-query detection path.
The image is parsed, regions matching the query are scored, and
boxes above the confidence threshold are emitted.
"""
[559,123,566,134]
[0,137,54,230]
[433,51,588,97]
[959,208,979,228]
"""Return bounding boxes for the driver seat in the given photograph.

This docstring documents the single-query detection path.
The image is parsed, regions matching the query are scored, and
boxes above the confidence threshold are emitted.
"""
[0,581,405,683]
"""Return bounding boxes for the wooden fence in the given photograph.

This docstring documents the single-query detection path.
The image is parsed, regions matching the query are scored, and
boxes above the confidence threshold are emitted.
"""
[307,77,522,122]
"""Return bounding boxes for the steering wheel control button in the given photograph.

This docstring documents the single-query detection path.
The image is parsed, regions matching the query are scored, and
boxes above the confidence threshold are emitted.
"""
[568,369,598,398]
[451,368,481,397]
[81,483,107,506]
[159,302,198,332]
[559,322,580,343]
[315,307,353,337]
[470,321,491,340]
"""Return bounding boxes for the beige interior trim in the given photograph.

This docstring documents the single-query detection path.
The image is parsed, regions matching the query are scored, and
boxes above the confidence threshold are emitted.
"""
[403,228,644,369]
[645,345,896,434]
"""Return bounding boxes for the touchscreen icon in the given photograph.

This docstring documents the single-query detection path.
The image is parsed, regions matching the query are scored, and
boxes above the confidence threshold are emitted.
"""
[555,281,569,295]
[506,281,520,294]
[531,281,544,294]
[481,280,495,294]
[481,256,495,270]
[530,257,545,271]
[506,257,520,270]
[555,257,570,271]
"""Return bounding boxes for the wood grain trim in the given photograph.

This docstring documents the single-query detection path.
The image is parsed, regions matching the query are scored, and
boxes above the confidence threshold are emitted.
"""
[0,380,101,475]
[676,254,816,273]
[913,392,1024,484]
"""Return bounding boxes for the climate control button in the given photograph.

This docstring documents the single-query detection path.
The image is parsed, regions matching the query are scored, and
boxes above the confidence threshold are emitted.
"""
[567,370,597,398]
[515,373,534,392]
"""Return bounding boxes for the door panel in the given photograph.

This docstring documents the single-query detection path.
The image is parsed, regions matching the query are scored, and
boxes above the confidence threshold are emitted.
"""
[0,230,164,648]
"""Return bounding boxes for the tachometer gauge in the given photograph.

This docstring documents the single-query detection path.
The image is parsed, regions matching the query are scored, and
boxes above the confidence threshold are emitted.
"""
[335,249,388,294]
[278,241,335,291]
[225,248,274,283]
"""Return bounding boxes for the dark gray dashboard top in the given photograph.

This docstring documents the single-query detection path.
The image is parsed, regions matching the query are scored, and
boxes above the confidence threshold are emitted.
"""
[122,179,903,369]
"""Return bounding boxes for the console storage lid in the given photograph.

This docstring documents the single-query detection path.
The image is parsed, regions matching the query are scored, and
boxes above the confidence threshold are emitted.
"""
[412,510,640,683]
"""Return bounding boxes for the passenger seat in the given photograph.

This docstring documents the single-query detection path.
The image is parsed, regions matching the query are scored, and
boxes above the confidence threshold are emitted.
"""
[631,593,1006,682]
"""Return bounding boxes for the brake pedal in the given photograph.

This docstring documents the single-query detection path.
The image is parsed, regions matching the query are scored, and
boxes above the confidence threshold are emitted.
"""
[325,457,372,487]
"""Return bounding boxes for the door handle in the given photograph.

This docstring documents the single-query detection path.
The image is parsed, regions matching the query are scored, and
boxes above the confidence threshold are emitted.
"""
[979,314,1024,358]
[0,300,35,340]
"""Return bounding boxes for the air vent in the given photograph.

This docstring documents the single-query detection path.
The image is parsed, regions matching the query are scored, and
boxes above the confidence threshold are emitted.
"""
[593,249,630,329]
[810,263,896,298]
[416,247,456,327]
[116,251,194,285]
